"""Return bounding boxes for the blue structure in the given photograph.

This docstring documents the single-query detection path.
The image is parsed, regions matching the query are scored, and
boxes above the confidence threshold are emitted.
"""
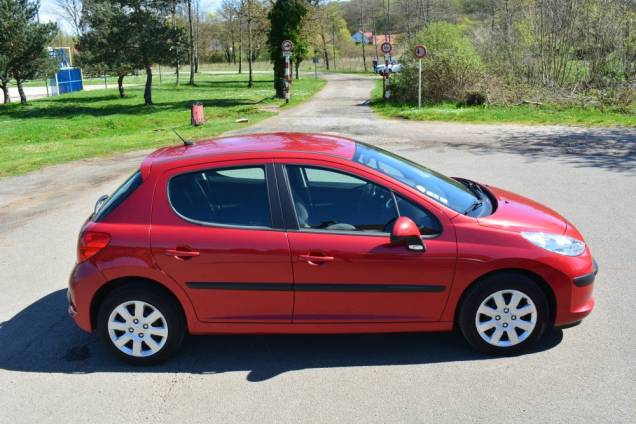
[48,47,83,96]
[50,68,83,95]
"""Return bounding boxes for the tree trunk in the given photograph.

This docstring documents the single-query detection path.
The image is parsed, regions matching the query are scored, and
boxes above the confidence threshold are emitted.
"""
[321,32,330,70]
[194,0,199,73]
[247,0,253,87]
[187,0,195,85]
[17,80,27,105]
[238,14,245,75]
[172,3,180,86]
[1,82,9,104]
[117,74,126,98]
[144,65,153,105]
[295,61,299,80]
[274,57,285,98]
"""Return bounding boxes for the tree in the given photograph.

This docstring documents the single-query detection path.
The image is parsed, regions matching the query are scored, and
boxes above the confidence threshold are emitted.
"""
[392,22,484,103]
[187,0,195,84]
[81,0,185,105]
[1,0,57,105]
[55,0,83,38]
[268,0,308,98]
[79,0,136,97]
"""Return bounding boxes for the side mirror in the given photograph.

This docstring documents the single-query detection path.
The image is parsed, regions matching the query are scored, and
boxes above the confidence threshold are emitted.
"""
[390,217,425,252]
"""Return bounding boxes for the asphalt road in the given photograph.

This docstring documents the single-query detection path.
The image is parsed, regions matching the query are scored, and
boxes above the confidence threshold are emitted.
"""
[1,73,634,423]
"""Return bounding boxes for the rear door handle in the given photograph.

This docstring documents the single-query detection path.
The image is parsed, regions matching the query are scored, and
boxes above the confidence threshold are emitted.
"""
[299,254,335,264]
[165,249,200,259]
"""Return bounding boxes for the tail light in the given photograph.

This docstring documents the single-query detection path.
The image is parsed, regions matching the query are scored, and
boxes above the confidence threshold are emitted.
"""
[77,231,111,263]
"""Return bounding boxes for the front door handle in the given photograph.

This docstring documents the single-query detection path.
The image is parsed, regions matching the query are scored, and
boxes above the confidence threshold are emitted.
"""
[165,249,200,260]
[299,254,335,265]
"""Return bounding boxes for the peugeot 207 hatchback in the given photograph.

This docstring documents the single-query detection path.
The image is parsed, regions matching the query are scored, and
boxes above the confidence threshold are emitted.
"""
[68,133,597,364]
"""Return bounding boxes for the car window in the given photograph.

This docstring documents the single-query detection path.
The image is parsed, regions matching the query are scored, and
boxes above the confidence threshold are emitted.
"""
[94,170,143,222]
[169,166,271,228]
[395,195,442,236]
[286,165,397,233]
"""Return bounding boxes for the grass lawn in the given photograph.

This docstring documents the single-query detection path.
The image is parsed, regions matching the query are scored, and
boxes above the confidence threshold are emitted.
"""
[370,80,636,127]
[0,73,325,177]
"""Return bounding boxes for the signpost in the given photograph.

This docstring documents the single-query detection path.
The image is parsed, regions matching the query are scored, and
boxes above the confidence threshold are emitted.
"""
[282,40,293,103]
[413,44,428,109]
[312,56,319,80]
[380,41,392,100]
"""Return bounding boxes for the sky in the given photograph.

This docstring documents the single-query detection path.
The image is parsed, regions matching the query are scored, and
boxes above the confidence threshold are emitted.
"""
[39,0,224,33]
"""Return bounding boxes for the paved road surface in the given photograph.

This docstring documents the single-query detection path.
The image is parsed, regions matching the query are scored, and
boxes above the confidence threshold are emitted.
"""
[1,74,634,423]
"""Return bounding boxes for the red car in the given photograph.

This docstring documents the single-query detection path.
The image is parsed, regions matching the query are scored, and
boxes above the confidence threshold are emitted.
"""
[68,133,597,364]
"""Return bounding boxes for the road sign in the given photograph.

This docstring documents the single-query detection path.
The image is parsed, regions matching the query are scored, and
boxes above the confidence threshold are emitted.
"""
[381,42,392,54]
[282,40,293,52]
[283,51,292,58]
[414,45,427,59]
[312,56,319,64]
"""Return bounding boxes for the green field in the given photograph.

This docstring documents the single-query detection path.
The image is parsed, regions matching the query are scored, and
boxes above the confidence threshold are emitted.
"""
[371,81,636,127]
[0,73,325,177]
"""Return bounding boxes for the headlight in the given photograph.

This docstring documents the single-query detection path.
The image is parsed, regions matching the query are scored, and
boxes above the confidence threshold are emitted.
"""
[521,232,585,256]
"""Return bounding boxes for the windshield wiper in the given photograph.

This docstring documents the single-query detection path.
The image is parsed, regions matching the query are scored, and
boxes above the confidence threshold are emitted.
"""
[463,199,483,215]
[462,179,484,198]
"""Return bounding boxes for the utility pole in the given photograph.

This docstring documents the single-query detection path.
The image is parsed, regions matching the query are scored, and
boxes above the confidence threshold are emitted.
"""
[360,0,367,71]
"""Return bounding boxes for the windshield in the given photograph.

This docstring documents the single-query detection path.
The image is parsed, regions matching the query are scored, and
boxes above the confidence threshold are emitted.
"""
[353,143,477,213]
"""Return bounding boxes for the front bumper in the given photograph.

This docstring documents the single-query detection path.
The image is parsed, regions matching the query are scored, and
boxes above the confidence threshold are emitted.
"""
[556,259,598,326]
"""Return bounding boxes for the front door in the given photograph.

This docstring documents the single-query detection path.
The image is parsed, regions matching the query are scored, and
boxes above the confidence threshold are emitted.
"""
[151,162,293,323]
[282,164,456,323]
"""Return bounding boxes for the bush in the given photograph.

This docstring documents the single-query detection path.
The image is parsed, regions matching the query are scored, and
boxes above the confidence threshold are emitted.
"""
[392,22,484,104]
[463,91,487,106]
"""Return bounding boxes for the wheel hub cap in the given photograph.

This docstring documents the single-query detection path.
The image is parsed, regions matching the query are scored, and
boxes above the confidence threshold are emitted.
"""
[475,289,537,348]
[107,300,168,357]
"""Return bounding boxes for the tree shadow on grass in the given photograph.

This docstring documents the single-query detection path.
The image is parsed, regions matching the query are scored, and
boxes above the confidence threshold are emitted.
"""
[443,127,636,174]
[1,99,262,120]
[0,289,563,382]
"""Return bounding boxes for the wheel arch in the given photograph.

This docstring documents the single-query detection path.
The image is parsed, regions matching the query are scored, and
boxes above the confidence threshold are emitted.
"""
[90,276,187,331]
[453,268,557,325]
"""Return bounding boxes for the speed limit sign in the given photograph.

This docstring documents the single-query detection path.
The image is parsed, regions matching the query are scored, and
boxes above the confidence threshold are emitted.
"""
[281,40,293,52]
[380,42,392,54]
[414,45,427,59]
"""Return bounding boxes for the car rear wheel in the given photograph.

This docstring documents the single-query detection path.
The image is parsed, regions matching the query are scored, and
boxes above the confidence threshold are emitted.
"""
[458,273,549,355]
[97,286,185,364]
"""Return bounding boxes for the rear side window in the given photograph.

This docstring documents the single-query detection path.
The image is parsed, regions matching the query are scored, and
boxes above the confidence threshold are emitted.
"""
[94,170,143,222]
[169,166,271,228]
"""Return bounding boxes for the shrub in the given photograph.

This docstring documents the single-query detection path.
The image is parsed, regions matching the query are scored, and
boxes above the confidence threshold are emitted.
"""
[391,22,484,104]
[463,91,487,106]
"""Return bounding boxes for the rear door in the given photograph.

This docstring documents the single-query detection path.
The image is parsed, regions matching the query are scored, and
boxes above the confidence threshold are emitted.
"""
[277,162,457,323]
[151,161,294,323]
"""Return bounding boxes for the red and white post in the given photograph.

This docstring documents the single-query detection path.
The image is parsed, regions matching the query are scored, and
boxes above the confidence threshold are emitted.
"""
[381,41,392,100]
[282,40,294,104]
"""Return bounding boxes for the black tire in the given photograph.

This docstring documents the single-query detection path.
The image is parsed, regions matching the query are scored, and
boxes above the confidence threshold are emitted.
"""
[458,272,550,355]
[97,285,186,365]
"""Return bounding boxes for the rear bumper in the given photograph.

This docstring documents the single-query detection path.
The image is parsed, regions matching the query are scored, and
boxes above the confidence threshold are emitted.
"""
[67,260,105,333]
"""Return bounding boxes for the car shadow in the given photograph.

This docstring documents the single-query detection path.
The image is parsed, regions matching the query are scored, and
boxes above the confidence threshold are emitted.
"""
[0,289,563,381]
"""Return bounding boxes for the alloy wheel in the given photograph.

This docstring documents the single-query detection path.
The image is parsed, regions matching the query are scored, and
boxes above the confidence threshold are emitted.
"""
[107,300,169,357]
[475,289,538,348]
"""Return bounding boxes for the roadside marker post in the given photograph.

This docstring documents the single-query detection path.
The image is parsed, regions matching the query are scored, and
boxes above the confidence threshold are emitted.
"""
[413,45,428,109]
[381,41,392,100]
[313,56,319,80]
[282,40,293,103]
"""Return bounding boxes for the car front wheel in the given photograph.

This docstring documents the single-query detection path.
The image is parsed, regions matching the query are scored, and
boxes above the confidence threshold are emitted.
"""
[458,273,550,355]
[97,286,186,364]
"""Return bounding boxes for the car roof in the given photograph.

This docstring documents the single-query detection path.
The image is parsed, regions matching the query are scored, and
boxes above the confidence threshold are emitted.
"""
[142,132,357,176]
